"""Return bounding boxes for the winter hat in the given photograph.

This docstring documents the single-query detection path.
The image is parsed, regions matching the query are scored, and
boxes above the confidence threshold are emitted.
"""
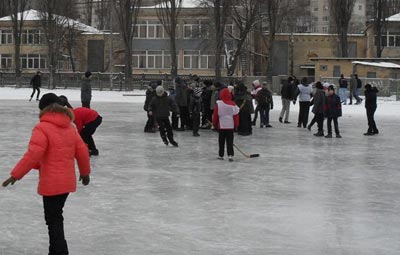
[316,81,323,90]
[156,86,165,96]
[85,71,92,78]
[328,85,335,91]
[253,80,260,87]
[227,85,234,94]
[39,93,62,110]
[365,84,372,90]
[59,95,73,109]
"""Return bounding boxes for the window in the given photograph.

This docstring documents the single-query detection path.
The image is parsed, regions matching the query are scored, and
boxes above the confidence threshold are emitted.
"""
[132,51,147,68]
[0,54,12,69]
[183,50,225,69]
[134,21,148,38]
[359,5,362,11]
[323,16,329,22]
[322,27,328,33]
[225,23,234,36]
[22,30,44,45]
[313,7,318,11]
[320,65,328,71]
[132,50,172,69]
[147,21,163,39]
[183,20,208,39]
[20,54,47,69]
[0,30,13,44]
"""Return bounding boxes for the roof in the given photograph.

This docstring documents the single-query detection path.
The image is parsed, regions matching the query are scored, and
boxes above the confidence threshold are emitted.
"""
[352,61,400,69]
[0,9,102,34]
[387,13,400,22]
[143,0,199,9]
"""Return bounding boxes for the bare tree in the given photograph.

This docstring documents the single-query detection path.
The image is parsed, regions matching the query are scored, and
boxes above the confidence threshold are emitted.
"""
[329,0,356,57]
[38,0,68,89]
[0,2,8,18]
[85,0,94,26]
[94,0,109,30]
[113,0,142,90]
[155,0,182,80]
[63,0,79,72]
[201,0,233,81]
[6,0,28,88]
[226,0,261,76]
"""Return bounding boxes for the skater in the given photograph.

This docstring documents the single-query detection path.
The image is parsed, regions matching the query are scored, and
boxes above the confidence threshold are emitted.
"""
[213,88,240,162]
[296,77,313,128]
[168,85,179,130]
[325,85,342,138]
[310,82,326,137]
[338,74,348,105]
[175,77,189,131]
[254,82,273,128]
[144,81,158,133]
[148,86,180,146]
[279,76,296,123]
[189,83,202,137]
[234,83,253,136]
[251,80,262,126]
[354,74,363,104]
[349,74,356,105]
[2,93,90,255]
[364,84,379,136]
[59,96,103,156]
[201,80,213,129]
[81,71,92,108]
[29,71,41,101]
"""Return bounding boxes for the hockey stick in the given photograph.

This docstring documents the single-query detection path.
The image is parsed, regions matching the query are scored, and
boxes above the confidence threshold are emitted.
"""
[233,144,260,158]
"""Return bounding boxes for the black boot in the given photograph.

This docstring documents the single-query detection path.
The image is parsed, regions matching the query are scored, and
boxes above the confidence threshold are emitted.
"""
[314,131,324,137]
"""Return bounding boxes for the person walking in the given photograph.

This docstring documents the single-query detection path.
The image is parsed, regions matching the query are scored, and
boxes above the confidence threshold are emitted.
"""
[279,76,296,123]
[364,84,379,136]
[29,71,41,101]
[354,74,363,104]
[338,74,348,105]
[81,71,92,108]
[175,77,189,131]
[143,82,158,133]
[311,82,326,137]
[2,93,90,255]
[234,83,253,136]
[349,74,356,105]
[190,85,202,137]
[325,85,342,138]
[254,82,273,128]
[213,88,240,162]
[296,77,313,128]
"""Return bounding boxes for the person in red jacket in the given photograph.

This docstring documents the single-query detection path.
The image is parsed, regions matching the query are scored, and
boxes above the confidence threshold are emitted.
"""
[2,93,91,255]
[59,95,102,156]
[212,88,240,162]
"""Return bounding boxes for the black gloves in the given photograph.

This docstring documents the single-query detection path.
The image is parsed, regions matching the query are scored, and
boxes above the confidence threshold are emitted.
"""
[79,176,90,186]
[2,176,17,187]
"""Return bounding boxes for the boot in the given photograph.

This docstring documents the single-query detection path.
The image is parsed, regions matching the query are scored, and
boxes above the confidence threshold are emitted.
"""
[314,131,324,137]
[228,156,234,162]
[325,133,332,138]
[170,141,179,147]
[336,134,342,138]
[279,117,283,123]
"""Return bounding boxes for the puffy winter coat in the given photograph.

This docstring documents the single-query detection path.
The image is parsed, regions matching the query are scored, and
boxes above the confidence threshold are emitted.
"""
[10,104,91,196]
[365,87,379,109]
[325,94,342,118]
[175,81,189,107]
[148,92,180,119]
[297,84,313,102]
[212,88,240,130]
[81,76,92,102]
[73,107,100,133]
[30,74,41,88]
[312,89,326,114]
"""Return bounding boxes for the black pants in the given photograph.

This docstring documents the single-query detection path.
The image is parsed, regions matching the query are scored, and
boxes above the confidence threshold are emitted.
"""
[253,105,260,122]
[238,112,252,135]
[81,115,102,153]
[192,112,200,134]
[218,130,234,157]
[30,86,41,99]
[298,102,310,127]
[179,106,189,128]
[171,112,179,130]
[315,113,324,132]
[157,118,175,143]
[43,193,69,255]
[144,112,154,132]
[327,117,340,135]
[202,104,212,126]
[82,101,91,108]
[366,106,378,133]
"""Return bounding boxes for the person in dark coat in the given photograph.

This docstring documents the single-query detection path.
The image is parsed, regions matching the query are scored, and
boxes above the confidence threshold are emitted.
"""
[311,81,326,137]
[29,71,41,101]
[234,83,254,136]
[279,76,296,123]
[168,85,179,130]
[354,74,363,104]
[201,80,213,129]
[143,81,158,133]
[175,77,189,131]
[81,71,92,108]
[325,85,342,138]
[189,85,202,137]
[338,74,348,105]
[255,82,273,128]
[364,84,379,136]
[148,86,180,146]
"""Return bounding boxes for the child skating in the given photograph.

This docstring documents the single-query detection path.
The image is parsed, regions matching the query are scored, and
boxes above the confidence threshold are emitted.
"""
[148,86,180,147]
[212,88,240,162]
[325,85,342,138]
[2,93,91,255]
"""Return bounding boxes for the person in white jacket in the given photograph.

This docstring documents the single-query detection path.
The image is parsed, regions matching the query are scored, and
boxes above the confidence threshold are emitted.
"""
[296,77,313,128]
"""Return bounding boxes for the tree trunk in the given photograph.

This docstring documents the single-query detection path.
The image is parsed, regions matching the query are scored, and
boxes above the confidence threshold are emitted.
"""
[266,35,274,82]
[67,46,76,72]
[215,46,223,81]
[340,29,348,57]
[170,23,178,80]
[14,36,21,88]
[227,38,245,76]
[125,44,132,91]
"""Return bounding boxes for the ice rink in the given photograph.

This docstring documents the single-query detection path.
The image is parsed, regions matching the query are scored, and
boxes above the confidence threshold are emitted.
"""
[1,90,400,255]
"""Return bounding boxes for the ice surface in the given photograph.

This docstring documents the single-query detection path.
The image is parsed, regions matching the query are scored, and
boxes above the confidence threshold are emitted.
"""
[0,89,400,254]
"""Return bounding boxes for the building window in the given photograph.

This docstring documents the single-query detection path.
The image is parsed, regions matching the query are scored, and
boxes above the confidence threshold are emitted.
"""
[147,21,164,39]
[0,54,12,69]
[132,50,173,69]
[323,16,329,22]
[20,54,47,69]
[322,27,328,33]
[359,5,362,11]
[183,20,208,39]
[183,50,225,69]
[22,30,44,45]
[320,65,328,71]
[0,30,13,44]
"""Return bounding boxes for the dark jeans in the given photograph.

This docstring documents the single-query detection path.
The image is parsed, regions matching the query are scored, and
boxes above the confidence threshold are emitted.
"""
[81,115,102,153]
[259,106,270,125]
[43,193,69,255]
[171,112,179,130]
[30,86,41,99]
[157,118,175,143]
[218,130,234,157]
[192,112,200,134]
[366,106,378,133]
[82,101,91,108]
[315,113,324,132]
[298,101,310,127]
[179,106,189,128]
[144,112,154,132]
[327,117,340,135]
[253,105,260,122]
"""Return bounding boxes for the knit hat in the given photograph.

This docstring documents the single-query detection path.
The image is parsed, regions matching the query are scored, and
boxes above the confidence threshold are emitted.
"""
[253,80,260,87]
[227,85,234,94]
[85,71,92,78]
[316,81,323,90]
[39,93,62,110]
[156,86,165,96]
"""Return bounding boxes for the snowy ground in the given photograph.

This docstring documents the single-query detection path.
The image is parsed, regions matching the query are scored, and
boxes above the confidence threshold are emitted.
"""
[0,87,400,255]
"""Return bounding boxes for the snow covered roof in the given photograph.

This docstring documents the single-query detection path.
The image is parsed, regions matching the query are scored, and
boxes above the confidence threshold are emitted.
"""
[0,9,102,34]
[352,61,400,69]
[143,0,199,9]
[387,13,400,22]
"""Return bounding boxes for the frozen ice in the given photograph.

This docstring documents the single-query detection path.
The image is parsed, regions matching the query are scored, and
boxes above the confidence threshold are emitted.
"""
[0,88,400,255]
